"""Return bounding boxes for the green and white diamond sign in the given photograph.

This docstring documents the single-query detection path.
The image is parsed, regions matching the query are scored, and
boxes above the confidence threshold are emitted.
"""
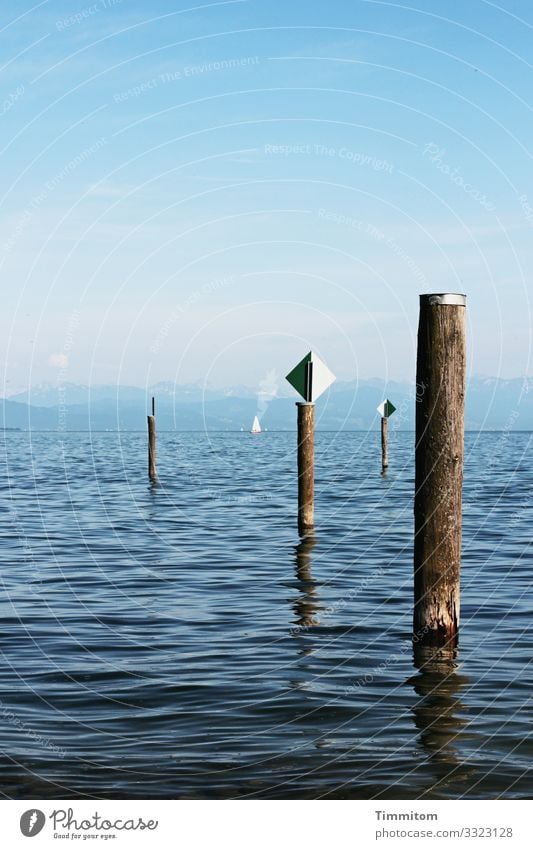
[377,399,396,418]
[286,351,336,402]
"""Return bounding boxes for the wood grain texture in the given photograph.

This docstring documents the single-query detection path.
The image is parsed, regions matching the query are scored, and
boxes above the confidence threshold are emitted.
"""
[147,415,157,480]
[381,416,389,470]
[297,402,315,534]
[414,298,466,647]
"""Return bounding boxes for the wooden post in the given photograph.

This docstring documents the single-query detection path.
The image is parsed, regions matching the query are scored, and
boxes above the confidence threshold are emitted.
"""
[287,352,334,533]
[377,399,395,472]
[297,402,315,535]
[414,293,466,648]
[381,415,388,472]
[148,396,157,480]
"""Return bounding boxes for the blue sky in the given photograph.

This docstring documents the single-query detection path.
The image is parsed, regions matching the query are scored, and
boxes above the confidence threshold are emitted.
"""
[1,0,532,393]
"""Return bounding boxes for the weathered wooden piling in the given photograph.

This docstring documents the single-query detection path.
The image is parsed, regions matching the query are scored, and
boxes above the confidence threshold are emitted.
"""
[414,293,466,648]
[297,401,315,535]
[147,396,157,480]
[381,416,389,472]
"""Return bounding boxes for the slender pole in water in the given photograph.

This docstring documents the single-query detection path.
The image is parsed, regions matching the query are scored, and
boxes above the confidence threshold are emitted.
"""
[377,399,395,473]
[414,293,466,648]
[297,401,315,535]
[148,396,157,480]
[381,415,389,472]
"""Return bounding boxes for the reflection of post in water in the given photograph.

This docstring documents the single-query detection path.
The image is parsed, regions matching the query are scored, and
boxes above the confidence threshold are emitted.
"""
[408,646,472,779]
[292,534,320,633]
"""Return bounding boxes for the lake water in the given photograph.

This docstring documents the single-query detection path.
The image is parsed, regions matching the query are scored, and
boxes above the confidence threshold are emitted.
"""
[0,430,532,799]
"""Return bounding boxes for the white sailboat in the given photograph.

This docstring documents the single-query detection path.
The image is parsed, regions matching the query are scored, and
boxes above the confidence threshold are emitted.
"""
[250,415,261,434]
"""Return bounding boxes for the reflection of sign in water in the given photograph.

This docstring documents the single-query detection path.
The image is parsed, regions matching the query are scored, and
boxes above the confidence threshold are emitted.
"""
[377,399,396,418]
[20,809,46,837]
[285,351,336,402]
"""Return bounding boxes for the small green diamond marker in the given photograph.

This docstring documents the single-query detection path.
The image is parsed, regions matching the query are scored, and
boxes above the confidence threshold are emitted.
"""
[377,399,396,418]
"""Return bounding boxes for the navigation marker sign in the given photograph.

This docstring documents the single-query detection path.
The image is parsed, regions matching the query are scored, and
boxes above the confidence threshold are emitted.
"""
[377,399,396,418]
[285,351,336,403]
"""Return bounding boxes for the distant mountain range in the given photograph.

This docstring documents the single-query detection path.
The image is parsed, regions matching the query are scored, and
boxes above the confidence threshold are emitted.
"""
[1,377,532,431]
[7,381,263,407]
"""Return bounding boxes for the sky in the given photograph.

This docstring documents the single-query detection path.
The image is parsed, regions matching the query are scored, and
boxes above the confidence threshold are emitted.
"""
[1,0,532,393]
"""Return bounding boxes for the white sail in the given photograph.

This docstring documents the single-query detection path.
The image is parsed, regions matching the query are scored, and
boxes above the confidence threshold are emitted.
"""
[250,415,261,433]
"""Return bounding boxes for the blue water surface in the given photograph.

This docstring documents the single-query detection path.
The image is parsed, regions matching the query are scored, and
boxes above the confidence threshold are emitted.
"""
[0,430,531,799]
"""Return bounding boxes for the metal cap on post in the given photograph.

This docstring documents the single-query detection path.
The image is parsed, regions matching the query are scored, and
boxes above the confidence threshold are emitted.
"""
[420,294,466,307]
[414,293,466,648]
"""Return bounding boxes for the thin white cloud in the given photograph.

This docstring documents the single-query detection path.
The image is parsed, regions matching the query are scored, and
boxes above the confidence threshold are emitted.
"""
[48,352,68,367]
